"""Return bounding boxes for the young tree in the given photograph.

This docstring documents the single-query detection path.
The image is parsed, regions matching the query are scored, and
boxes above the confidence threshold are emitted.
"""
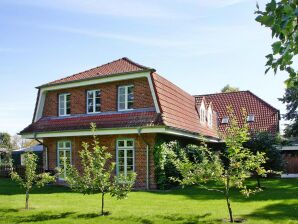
[221,85,240,93]
[10,152,56,209]
[66,123,136,216]
[171,108,267,223]
[255,0,298,88]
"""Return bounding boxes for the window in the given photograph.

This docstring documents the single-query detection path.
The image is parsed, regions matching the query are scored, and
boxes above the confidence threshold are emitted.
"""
[87,90,101,113]
[207,107,213,127]
[20,154,25,166]
[200,102,206,123]
[118,85,134,111]
[57,141,71,180]
[59,93,70,116]
[222,116,229,124]
[247,114,255,122]
[117,139,135,177]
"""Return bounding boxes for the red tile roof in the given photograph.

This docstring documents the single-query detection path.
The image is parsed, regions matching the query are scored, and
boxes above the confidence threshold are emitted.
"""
[21,111,162,133]
[195,91,280,134]
[152,73,218,138]
[40,57,153,87]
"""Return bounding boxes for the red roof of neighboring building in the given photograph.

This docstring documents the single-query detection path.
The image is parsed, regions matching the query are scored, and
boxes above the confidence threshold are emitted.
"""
[21,111,162,133]
[40,57,153,87]
[195,91,280,134]
[152,73,218,138]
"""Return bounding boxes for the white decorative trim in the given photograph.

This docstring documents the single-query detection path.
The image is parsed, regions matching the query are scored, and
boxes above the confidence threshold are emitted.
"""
[22,126,220,143]
[281,174,298,178]
[34,71,161,121]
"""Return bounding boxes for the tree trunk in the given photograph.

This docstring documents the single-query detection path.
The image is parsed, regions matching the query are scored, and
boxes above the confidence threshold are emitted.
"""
[101,193,105,216]
[225,177,234,223]
[25,190,29,210]
[256,175,261,188]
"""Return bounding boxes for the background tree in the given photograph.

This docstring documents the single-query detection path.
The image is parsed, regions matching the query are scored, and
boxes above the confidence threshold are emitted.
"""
[171,108,267,223]
[11,152,55,209]
[0,132,12,149]
[279,87,298,137]
[66,123,136,216]
[221,85,240,93]
[246,132,284,187]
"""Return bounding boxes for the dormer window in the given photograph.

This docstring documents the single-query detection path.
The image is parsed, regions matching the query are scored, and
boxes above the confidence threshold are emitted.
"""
[200,102,206,123]
[59,93,70,116]
[87,90,101,114]
[247,114,255,122]
[207,107,213,127]
[222,116,229,124]
[118,85,134,111]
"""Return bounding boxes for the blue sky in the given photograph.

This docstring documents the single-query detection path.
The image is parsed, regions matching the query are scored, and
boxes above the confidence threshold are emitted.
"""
[0,0,288,136]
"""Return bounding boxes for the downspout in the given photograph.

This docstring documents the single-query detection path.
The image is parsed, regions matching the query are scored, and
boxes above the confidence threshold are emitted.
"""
[34,133,48,170]
[137,128,150,190]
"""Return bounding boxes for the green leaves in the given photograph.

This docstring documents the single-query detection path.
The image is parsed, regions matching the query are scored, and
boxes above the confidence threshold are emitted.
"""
[255,0,298,88]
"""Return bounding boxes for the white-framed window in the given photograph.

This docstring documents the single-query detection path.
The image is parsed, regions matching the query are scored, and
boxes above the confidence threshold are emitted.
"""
[222,116,229,124]
[57,141,72,180]
[59,93,71,116]
[247,114,255,122]
[200,102,206,123]
[116,139,135,177]
[118,85,134,111]
[207,107,213,127]
[87,90,101,114]
[20,154,25,166]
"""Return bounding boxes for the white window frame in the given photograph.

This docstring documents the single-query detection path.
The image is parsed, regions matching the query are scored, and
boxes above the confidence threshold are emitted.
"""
[20,154,25,166]
[247,114,255,122]
[57,140,72,180]
[118,85,134,111]
[59,93,70,116]
[207,107,213,127]
[200,102,206,124]
[116,139,135,177]
[222,117,229,124]
[86,89,101,114]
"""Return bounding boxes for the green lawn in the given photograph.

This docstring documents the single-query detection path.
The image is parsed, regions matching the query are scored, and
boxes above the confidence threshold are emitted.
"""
[0,178,297,224]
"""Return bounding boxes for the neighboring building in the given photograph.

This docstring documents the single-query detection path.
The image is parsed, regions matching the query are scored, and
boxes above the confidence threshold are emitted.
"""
[20,58,280,189]
[12,144,43,167]
[280,138,298,177]
[195,91,280,135]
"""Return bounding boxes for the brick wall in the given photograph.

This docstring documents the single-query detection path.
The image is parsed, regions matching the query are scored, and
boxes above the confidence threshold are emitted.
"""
[43,77,155,117]
[43,133,157,189]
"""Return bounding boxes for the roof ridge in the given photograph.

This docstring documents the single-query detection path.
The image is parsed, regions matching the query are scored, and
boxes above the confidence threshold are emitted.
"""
[194,90,249,97]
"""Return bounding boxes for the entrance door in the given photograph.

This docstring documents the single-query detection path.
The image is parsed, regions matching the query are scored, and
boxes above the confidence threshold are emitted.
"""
[57,141,71,180]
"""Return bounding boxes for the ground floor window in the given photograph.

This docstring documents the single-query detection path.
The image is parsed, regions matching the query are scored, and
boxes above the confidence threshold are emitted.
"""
[117,139,135,176]
[57,141,71,180]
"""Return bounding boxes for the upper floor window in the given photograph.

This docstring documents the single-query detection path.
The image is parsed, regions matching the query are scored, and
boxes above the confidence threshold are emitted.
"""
[247,114,255,122]
[207,107,213,127]
[118,85,134,111]
[59,93,70,116]
[200,102,206,123]
[222,116,229,124]
[87,90,101,114]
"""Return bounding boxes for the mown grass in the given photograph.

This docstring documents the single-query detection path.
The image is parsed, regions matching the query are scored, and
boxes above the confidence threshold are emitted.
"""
[0,178,297,224]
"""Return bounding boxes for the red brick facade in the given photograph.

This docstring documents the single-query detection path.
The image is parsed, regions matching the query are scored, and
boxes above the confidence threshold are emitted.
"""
[43,134,157,189]
[43,77,155,117]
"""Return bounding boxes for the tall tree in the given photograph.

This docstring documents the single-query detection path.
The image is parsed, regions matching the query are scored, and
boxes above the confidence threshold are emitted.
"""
[221,85,239,93]
[279,87,298,137]
[171,107,267,223]
[0,132,12,149]
[11,152,56,209]
[255,0,298,88]
[66,123,136,216]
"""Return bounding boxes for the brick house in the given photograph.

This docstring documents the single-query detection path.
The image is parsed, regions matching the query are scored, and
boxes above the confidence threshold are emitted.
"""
[20,58,280,189]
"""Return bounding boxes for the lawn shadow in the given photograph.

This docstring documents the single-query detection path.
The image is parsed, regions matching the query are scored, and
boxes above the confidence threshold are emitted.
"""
[147,178,298,202]
[15,212,75,223]
[245,202,298,221]
[0,178,72,195]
